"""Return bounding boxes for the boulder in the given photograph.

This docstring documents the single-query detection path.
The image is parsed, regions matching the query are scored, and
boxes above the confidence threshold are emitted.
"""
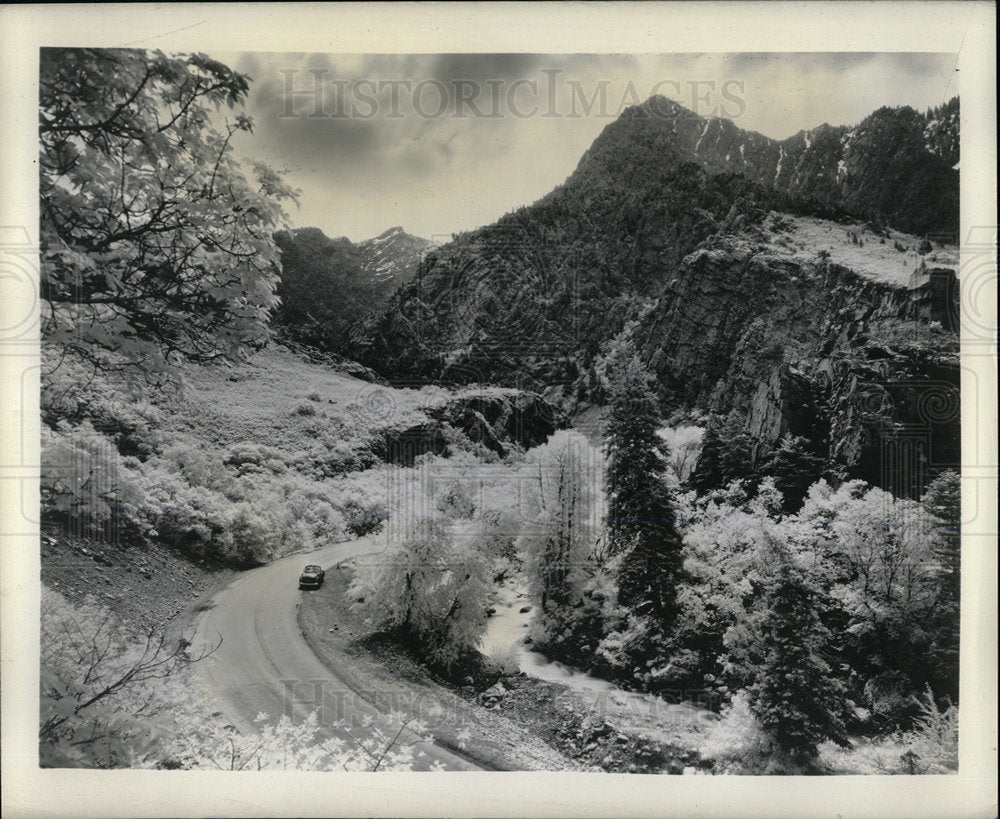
[478,682,508,707]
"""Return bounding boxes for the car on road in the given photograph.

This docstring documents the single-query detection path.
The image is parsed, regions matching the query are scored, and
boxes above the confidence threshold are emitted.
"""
[298,564,325,589]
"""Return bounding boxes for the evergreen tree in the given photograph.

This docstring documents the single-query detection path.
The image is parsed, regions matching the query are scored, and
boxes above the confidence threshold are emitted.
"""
[922,470,961,606]
[688,410,757,494]
[604,352,684,626]
[921,470,961,701]
[750,563,850,767]
[762,434,827,513]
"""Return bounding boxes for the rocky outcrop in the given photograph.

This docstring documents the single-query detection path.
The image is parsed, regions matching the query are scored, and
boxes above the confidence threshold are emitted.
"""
[380,422,450,467]
[428,392,566,454]
[378,390,566,465]
[634,237,959,488]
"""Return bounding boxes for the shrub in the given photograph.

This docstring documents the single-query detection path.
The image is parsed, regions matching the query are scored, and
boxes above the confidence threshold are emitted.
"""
[349,512,494,669]
[40,421,150,539]
[896,687,958,774]
[340,499,386,536]
[699,691,774,774]
[594,611,669,688]
[163,443,233,492]
[137,463,230,554]
[769,214,793,232]
[483,639,522,676]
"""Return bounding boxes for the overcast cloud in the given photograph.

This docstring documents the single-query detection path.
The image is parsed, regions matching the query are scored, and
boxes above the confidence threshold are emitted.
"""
[215,52,958,242]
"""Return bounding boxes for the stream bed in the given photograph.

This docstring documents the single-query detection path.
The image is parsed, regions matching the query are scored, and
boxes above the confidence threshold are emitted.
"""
[480,582,715,744]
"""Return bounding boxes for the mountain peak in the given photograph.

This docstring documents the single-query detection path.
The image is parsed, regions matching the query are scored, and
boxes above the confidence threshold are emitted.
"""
[571,95,957,236]
[634,95,703,120]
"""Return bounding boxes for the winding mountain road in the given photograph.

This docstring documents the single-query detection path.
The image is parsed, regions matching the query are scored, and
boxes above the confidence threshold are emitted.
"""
[189,536,481,771]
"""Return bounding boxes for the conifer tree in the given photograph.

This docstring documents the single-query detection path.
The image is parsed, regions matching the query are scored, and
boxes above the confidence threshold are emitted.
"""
[688,410,757,494]
[750,563,850,767]
[921,469,961,700]
[604,352,684,626]
[763,434,826,513]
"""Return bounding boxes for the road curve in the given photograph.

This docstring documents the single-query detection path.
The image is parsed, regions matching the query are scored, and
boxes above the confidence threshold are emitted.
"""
[190,535,481,771]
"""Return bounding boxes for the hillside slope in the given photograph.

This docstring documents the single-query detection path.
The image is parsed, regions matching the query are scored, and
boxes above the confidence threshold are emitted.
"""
[41,342,564,573]
[273,226,430,352]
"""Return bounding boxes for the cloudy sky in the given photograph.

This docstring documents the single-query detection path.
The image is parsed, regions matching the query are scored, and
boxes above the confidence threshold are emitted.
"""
[217,52,958,243]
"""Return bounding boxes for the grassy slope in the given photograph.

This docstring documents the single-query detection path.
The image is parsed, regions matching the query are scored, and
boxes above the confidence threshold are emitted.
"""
[174,343,531,443]
[167,344,442,452]
[40,345,478,637]
[759,213,957,287]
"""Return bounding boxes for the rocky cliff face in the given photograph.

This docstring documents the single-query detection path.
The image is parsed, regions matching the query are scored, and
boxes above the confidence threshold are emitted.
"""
[631,222,959,487]
[346,97,960,492]
[378,390,566,466]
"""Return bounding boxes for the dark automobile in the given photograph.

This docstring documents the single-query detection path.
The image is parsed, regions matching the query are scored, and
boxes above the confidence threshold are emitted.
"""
[298,564,325,589]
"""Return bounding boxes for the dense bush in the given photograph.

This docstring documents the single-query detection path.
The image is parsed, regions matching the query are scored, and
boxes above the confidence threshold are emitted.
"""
[41,421,150,541]
[518,430,613,668]
[675,474,957,737]
[699,691,775,774]
[349,512,494,669]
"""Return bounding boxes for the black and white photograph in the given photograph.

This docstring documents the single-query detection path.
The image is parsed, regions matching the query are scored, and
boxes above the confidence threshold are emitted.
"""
[1,3,996,818]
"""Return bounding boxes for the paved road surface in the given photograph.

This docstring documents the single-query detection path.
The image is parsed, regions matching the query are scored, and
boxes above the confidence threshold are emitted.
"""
[190,536,480,771]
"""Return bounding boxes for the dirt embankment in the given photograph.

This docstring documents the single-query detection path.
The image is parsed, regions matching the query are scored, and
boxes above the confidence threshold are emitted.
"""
[40,526,237,636]
[298,562,712,773]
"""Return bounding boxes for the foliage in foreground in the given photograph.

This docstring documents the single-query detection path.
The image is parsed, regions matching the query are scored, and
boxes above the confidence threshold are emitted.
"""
[40,48,297,390]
